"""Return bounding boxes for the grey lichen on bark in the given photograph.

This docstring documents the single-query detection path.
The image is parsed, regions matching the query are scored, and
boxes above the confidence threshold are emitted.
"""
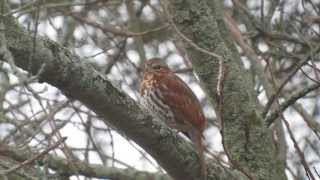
[170,0,287,179]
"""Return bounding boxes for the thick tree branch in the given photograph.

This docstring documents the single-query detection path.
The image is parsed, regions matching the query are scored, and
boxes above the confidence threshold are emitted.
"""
[0,7,242,180]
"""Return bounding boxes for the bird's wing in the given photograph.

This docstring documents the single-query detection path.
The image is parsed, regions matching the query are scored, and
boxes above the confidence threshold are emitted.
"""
[157,72,206,130]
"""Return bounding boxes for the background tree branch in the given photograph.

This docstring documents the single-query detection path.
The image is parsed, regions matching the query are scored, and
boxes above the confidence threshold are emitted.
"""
[0,142,170,180]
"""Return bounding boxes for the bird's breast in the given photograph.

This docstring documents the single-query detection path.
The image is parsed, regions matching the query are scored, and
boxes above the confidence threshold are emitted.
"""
[140,73,164,95]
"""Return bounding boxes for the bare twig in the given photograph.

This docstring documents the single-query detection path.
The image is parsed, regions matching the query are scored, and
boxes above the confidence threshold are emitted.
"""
[0,137,67,175]
[62,10,168,37]
[262,58,310,118]
[281,116,316,180]
[265,83,320,126]
[266,58,316,180]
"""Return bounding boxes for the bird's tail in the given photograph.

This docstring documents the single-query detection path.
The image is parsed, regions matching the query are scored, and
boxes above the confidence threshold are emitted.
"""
[190,129,207,180]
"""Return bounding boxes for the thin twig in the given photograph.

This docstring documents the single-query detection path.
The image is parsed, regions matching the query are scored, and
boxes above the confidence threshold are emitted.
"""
[0,137,67,175]
[4,0,107,17]
[266,60,316,180]
[266,83,320,126]
[262,57,310,118]
[281,115,316,180]
[314,167,320,178]
[61,10,168,37]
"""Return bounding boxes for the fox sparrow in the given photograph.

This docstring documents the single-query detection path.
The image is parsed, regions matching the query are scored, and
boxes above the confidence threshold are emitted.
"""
[140,58,207,179]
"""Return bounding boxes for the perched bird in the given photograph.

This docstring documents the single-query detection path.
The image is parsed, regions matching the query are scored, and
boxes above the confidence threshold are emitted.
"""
[140,58,207,179]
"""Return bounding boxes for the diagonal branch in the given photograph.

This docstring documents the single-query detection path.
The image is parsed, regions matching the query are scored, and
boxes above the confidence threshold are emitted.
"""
[265,83,320,126]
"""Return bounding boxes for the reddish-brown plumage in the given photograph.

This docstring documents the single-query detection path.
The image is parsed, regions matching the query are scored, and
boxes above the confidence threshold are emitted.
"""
[140,58,207,179]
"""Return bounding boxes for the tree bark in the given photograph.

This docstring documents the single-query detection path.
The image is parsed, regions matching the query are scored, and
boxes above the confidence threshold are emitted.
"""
[170,0,287,179]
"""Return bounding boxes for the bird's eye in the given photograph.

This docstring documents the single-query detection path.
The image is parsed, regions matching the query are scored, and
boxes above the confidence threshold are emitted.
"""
[152,65,162,70]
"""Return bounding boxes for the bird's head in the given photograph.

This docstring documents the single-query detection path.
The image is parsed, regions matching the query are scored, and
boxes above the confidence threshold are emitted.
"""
[143,58,170,73]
